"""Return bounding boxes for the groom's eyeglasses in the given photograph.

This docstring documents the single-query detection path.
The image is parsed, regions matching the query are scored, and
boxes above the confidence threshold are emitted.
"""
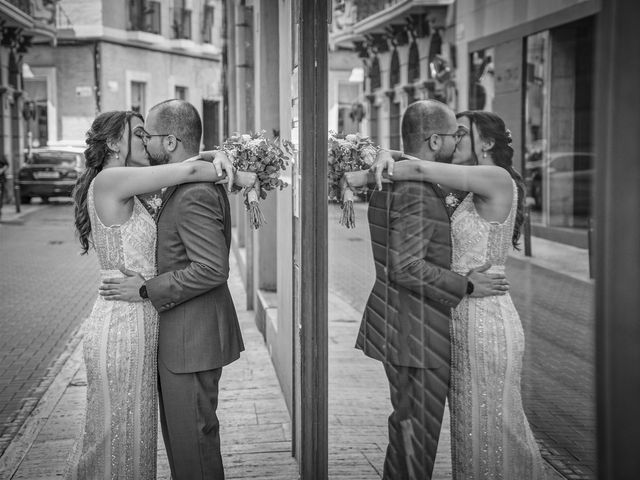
[134,128,182,146]
[425,127,468,147]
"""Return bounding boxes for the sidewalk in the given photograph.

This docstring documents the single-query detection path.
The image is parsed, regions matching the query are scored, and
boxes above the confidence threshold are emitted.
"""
[0,203,47,225]
[0,253,298,480]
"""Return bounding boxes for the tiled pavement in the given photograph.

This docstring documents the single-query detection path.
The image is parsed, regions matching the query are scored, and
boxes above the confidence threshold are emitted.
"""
[1,253,299,479]
[0,200,98,458]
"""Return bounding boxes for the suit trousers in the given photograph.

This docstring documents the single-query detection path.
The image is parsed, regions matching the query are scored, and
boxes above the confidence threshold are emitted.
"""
[383,363,449,480]
[158,360,224,480]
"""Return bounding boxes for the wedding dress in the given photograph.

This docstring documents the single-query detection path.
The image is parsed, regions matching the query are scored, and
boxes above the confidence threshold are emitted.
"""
[66,180,158,479]
[449,180,545,479]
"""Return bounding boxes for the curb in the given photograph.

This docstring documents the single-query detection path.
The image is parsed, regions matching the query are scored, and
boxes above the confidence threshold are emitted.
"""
[0,204,47,225]
[0,327,85,480]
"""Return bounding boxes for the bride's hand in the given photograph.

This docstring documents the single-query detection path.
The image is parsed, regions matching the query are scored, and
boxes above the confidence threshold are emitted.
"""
[369,149,395,191]
[200,150,236,192]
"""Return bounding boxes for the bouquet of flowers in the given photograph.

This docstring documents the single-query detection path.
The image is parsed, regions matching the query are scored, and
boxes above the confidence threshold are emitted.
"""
[220,131,293,229]
[327,131,378,228]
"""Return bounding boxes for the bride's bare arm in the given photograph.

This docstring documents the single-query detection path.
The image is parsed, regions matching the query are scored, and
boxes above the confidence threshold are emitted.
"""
[94,154,227,202]
[390,158,513,199]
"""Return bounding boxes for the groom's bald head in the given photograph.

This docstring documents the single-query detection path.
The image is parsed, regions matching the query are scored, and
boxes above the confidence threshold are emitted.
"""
[148,99,202,155]
[401,100,456,155]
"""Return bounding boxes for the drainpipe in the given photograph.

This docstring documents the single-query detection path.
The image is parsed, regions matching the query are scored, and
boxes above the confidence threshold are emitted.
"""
[94,41,101,114]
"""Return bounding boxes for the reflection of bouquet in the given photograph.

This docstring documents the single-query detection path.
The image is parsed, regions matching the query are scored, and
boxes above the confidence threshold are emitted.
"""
[220,132,293,229]
[327,131,378,228]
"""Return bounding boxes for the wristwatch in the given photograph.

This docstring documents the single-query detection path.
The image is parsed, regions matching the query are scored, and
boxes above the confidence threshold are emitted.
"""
[139,284,148,299]
[466,279,474,295]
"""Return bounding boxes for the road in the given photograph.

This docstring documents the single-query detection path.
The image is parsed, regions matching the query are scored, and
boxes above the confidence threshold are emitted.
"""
[0,201,98,456]
[328,201,596,479]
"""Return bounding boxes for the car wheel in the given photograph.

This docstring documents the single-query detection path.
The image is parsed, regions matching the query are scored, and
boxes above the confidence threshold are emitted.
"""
[41,196,50,204]
[20,195,31,204]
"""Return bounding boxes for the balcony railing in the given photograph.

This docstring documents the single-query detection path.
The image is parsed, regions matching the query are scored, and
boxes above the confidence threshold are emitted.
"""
[6,0,32,15]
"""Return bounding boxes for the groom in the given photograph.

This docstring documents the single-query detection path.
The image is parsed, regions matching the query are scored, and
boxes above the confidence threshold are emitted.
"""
[102,99,244,479]
[356,100,507,479]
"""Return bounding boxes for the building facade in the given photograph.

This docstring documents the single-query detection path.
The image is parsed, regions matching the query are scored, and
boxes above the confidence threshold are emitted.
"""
[23,0,224,148]
[0,0,58,206]
[331,0,597,248]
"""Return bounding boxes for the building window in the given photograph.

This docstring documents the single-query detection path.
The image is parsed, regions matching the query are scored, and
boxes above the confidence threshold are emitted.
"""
[389,49,400,87]
[407,41,420,83]
[146,1,161,34]
[128,0,160,34]
[203,5,214,44]
[175,86,188,100]
[173,0,192,39]
[389,98,400,150]
[369,56,381,91]
[131,81,146,114]
[337,82,359,134]
[369,99,379,145]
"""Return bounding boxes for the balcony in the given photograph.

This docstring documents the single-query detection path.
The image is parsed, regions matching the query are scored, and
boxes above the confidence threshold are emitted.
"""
[0,0,58,41]
[331,0,452,46]
[6,0,31,15]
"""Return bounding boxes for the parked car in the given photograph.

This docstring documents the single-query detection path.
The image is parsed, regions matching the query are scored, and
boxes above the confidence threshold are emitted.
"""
[17,147,86,204]
[524,152,594,216]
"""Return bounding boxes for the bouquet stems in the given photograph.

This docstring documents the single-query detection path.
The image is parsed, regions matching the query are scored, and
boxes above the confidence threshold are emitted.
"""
[246,187,266,230]
[339,188,356,229]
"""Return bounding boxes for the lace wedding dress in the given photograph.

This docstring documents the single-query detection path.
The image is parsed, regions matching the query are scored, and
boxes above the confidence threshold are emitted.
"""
[66,180,158,479]
[449,180,545,479]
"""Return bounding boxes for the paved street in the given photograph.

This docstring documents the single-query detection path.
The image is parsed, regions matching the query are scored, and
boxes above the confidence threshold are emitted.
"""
[328,201,596,480]
[0,200,98,457]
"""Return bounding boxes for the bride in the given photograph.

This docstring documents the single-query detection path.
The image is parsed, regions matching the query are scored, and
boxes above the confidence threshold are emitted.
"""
[66,110,252,478]
[347,109,545,479]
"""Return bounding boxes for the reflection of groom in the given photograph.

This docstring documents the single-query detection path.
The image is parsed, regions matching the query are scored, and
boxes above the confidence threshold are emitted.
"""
[356,100,506,479]
[103,99,244,479]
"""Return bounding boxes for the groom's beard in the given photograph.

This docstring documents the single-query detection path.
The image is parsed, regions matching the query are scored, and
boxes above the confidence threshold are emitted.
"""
[435,150,454,164]
[147,149,171,166]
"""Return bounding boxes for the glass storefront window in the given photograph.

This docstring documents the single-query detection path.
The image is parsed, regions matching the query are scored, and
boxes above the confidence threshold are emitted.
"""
[524,31,548,223]
[525,19,595,230]
[469,47,495,111]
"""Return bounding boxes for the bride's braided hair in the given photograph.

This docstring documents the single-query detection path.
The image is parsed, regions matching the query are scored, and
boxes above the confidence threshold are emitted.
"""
[73,111,143,254]
[457,110,525,249]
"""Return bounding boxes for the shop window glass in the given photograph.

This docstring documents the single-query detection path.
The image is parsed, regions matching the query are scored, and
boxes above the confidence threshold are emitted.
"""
[469,48,495,111]
[525,19,594,231]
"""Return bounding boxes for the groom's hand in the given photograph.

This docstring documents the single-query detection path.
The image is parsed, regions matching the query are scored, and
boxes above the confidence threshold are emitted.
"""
[99,268,146,302]
[467,262,509,297]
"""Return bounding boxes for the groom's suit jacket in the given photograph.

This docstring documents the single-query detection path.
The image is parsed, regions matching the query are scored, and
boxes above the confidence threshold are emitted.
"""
[146,182,244,373]
[356,173,467,369]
